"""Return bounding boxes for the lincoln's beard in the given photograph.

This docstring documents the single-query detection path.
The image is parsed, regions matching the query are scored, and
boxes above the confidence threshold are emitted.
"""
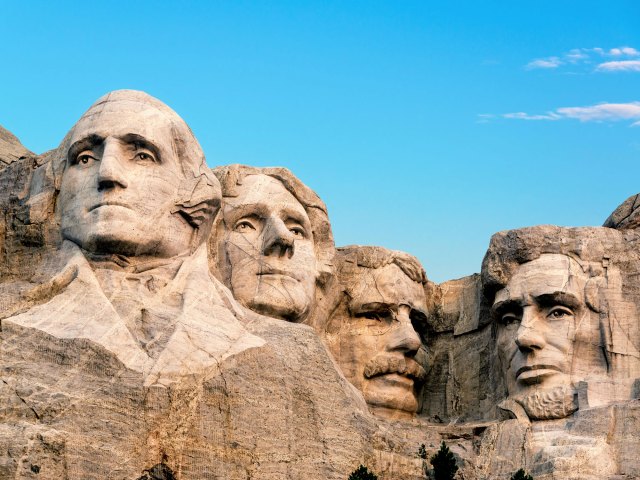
[515,385,578,420]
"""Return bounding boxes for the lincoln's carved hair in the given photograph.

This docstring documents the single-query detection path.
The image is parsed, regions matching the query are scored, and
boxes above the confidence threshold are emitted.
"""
[482,225,640,378]
[50,90,221,244]
[210,164,335,286]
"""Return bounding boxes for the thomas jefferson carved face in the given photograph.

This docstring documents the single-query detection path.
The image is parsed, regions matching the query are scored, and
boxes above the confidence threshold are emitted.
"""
[59,99,195,258]
[493,254,607,419]
[327,260,428,418]
[220,174,318,321]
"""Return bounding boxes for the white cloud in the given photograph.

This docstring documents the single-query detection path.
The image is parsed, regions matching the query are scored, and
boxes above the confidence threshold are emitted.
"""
[524,46,640,72]
[525,57,562,69]
[497,102,640,126]
[596,60,640,72]
[502,112,561,121]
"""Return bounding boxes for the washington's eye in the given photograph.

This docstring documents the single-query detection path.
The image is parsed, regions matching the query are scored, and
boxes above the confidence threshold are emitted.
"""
[134,151,156,163]
[548,306,573,320]
[74,152,96,166]
[289,226,305,237]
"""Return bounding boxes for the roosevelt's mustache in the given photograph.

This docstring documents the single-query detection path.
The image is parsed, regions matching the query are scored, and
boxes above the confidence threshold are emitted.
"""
[363,355,426,382]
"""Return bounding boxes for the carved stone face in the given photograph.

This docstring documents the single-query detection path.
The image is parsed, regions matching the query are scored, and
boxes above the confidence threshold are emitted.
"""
[493,254,606,419]
[221,174,318,321]
[328,263,427,417]
[59,103,194,258]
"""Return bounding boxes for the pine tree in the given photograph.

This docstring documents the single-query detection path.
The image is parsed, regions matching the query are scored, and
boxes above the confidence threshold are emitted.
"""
[430,441,458,480]
[511,468,534,480]
[348,464,379,480]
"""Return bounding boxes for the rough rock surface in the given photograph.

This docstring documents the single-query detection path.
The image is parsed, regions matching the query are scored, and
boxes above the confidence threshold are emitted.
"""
[2,91,639,479]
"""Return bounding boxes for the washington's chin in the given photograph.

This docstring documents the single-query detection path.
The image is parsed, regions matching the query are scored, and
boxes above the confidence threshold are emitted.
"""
[362,374,419,415]
[62,221,159,257]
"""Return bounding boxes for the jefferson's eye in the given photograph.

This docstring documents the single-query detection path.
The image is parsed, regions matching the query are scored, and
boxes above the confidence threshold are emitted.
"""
[548,306,573,320]
[234,220,256,232]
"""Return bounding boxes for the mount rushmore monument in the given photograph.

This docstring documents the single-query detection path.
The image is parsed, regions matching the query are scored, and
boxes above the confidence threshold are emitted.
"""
[1,90,639,479]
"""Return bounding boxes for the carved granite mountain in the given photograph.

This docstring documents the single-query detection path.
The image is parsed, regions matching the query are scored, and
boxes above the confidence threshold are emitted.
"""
[1,91,639,479]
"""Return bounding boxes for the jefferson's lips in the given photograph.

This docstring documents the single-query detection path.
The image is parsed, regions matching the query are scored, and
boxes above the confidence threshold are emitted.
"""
[89,201,132,212]
[516,364,563,378]
[257,266,298,279]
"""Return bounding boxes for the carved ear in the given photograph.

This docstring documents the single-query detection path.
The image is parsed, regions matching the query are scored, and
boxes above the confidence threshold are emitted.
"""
[172,173,222,228]
[585,277,607,313]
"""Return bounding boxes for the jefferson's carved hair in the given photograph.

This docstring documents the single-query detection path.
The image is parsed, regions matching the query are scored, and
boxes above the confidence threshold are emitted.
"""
[211,164,335,286]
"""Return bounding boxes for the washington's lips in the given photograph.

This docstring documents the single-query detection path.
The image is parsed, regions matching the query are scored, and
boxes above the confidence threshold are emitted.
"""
[89,201,132,212]
[516,364,563,380]
[363,355,426,382]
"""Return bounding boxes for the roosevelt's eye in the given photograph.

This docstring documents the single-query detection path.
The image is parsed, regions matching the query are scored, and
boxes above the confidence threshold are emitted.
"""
[548,306,573,320]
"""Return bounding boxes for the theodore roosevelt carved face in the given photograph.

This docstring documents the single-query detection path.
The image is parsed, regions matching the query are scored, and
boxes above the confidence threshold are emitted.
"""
[325,246,429,418]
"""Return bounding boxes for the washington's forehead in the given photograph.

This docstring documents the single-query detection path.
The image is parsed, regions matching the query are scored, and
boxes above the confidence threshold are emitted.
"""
[70,103,174,144]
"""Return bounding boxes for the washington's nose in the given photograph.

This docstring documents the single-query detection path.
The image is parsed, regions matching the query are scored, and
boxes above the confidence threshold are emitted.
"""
[97,140,129,190]
[515,307,546,352]
[385,307,422,355]
[262,217,295,258]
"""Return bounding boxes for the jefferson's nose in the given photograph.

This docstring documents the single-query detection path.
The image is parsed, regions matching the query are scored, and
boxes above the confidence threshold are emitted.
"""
[515,307,546,352]
[261,217,295,258]
[385,306,421,355]
[97,139,129,190]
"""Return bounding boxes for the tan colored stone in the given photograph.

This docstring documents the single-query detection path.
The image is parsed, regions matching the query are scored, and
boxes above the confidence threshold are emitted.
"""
[210,164,335,328]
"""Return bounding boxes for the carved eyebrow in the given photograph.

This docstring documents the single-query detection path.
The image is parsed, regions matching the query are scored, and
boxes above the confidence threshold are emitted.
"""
[118,133,162,162]
[67,134,104,163]
[534,292,582,310]
[491,299,521,319]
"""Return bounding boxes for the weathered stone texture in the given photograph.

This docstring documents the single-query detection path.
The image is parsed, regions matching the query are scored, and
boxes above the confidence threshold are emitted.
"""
[2,91,640,479]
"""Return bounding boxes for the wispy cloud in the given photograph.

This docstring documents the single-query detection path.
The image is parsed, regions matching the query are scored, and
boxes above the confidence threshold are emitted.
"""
[484,102,640,126]
[525,57,563,70]
[596,60,640,72]
[525,46,640,73]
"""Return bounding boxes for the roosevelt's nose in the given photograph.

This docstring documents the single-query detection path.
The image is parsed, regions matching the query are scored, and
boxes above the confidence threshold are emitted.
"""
[385,306,422,355]
[261,217,295,258]
[97,139,129,190]
[515,307,546,352]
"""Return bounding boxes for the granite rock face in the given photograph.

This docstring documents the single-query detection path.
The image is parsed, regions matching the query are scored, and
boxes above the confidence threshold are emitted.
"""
[1,90,639,479]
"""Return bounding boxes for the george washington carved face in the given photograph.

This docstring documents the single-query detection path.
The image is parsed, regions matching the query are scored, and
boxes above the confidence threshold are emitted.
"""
[58,91,217,259]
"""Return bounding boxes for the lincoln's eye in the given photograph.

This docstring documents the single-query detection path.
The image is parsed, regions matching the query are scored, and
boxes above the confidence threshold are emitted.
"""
[548,306,573,320]
[500,312,519,325]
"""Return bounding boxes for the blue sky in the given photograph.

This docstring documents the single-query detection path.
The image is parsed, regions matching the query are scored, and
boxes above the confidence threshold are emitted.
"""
[1,1,639,282]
